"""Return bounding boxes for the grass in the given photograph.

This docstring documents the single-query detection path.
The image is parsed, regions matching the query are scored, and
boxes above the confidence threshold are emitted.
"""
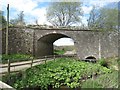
[0,54,34,64]
[54,49,65,55]
[97,57,118,71]
[81,71,118,88]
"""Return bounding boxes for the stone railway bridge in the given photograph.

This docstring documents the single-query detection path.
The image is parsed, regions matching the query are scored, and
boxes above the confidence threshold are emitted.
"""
[1,26,118,60]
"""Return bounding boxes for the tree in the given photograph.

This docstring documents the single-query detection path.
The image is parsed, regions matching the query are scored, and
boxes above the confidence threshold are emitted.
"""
[0,11,6,28]
[10,11,25,26]
[46,2,83,26]
[99,8,118,31]
[87,6,100,29]
[17,11,25,26]
[88,6,118,31]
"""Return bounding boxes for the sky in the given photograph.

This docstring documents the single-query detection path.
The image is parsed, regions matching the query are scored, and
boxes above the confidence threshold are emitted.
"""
[0,0,119,46]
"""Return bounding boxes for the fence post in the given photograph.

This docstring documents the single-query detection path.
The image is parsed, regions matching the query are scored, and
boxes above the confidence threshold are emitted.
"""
[8,59,10,74]
[31,58,34,68]
[45,56,47,64]
[7,59,10,84]
[54,55,55,62]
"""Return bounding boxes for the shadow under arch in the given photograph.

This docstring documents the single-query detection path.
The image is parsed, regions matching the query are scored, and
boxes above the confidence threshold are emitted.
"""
[36,33,75,57]
[84,56,97,63]
[85,56,96,60]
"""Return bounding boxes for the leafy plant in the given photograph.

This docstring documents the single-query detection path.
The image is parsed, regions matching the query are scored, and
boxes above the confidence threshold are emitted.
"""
[97,58,109,68]
[9,58,112,89]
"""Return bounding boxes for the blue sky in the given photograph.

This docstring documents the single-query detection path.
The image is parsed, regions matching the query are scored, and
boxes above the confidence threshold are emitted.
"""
[0,0,119,46]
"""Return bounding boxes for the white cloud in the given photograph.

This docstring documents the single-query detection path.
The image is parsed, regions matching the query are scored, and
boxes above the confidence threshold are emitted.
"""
[1,0,119,26]
[6,0,37,12]
[1,0,51,25]
[88,0,119,7]
[82,6,92,14]
[54,38,74,46]
[81,16,88,25]
[31,7,50,25]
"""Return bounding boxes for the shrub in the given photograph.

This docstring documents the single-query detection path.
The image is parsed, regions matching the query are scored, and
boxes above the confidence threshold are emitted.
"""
[2,71,23,86]
[97,58,109,68]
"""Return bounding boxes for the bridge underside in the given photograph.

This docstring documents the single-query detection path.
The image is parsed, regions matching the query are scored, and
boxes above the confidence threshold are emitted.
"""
[36,33,69,57]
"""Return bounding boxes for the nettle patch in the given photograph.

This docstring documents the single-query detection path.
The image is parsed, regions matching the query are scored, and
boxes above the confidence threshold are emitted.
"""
[10,58,113,89]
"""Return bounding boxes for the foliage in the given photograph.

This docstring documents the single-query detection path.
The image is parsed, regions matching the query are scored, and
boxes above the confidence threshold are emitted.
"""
[54,49,65,55]
[88,6,118,31]
[46,2,83,26]
[81,71,118,88]
[97,58,109,68]
[1,54,33,63]
[1,71,23,86]
[0,10,6,29]
[98,57,118,70]
[12,58,112,89]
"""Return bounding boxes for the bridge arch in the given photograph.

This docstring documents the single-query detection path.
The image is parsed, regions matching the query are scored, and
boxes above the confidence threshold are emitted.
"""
[36,32,76,57]
[85,56,97,60]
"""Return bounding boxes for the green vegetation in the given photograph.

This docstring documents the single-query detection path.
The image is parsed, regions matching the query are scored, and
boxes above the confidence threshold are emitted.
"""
[54,49,65,55]
[97,58,109,68]
[3,58,115,89]
[2,57,118,89]
[1,54,33,64]
[81,71,118,88]
[0,10,6,29]
[88,5,118,31]
[97,57,118,70]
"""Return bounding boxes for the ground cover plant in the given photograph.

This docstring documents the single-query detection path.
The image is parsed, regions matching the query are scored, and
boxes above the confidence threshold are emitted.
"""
[81,71,118,88]
[6,58,115,89]
[1,54,33,64]
[54,49,65,55]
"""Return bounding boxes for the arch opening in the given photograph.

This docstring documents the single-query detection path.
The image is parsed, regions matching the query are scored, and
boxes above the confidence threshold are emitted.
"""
[53,38,75,55]
[36,33,76,57]
[85,56,96,60]
[84,56,97,63]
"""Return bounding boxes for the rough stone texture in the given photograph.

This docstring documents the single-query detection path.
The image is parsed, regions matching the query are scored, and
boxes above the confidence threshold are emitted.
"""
[100,31,118,58]
[2,27,34,55]
[1,27,118,60]
[0,30,2,55]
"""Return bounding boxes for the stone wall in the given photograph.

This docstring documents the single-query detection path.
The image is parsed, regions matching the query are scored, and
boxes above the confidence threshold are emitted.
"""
[1,27,34,55]
[1,27,118,60]
[100,31,118,58]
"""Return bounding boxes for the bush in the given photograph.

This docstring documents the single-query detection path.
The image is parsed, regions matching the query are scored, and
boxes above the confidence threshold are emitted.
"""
[2,71,23,86]
[97,58,109,68]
